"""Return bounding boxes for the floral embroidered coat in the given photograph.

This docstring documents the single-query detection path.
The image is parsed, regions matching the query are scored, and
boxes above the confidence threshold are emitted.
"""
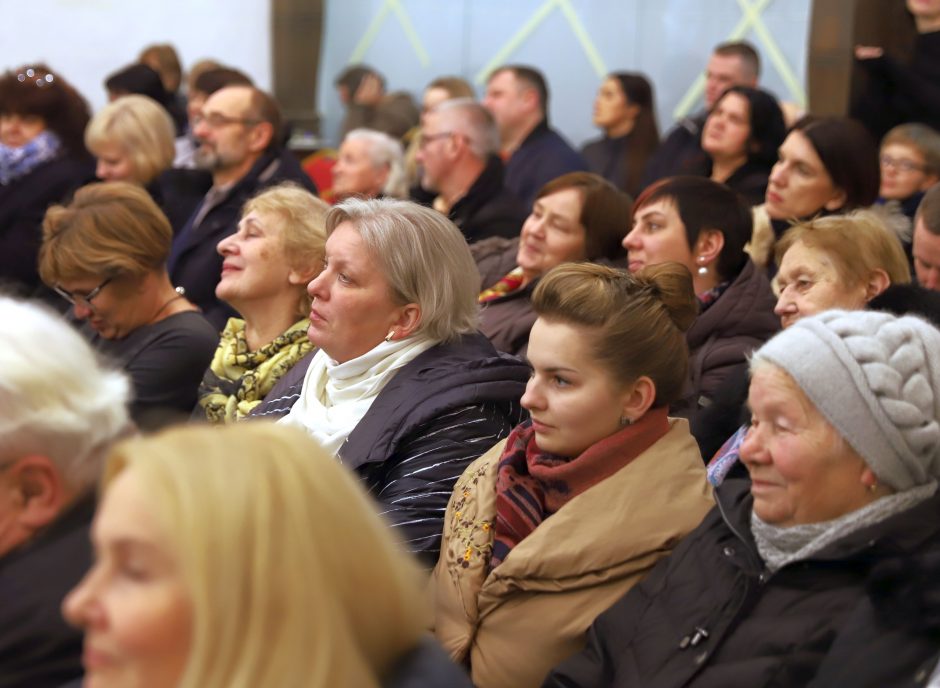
[429,418,714,688]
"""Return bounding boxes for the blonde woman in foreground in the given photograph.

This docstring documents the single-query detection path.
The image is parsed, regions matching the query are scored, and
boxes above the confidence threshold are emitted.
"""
[62,423,472,688]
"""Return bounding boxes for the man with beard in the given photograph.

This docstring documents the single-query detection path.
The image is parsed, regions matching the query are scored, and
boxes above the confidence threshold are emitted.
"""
[167,85,317,329]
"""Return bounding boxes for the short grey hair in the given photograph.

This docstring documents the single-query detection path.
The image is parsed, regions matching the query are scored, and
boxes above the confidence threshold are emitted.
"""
[431,98,499,160]
[0,298,131,494]
[326,198,480,342]
[343,128,408,198]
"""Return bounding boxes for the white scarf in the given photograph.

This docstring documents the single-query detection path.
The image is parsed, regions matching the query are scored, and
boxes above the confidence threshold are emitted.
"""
[279,336,436,457]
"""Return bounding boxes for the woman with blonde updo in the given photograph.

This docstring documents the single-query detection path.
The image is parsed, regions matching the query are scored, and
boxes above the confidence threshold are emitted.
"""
[432,261,714,688]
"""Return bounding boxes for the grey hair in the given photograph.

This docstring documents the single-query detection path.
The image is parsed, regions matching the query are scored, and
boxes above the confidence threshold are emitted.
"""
[0,298,131,494]
[326,198,480,342]
[431,97,499,159]
[343,128,408,198]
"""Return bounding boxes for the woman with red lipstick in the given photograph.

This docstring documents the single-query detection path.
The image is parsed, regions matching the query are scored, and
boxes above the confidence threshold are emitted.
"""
[39,182,217,430]
[695,86,786,206]
[545,310,940,688]
[432,262,714,688]
[750,115,880,267]
[194,183,327,423]
[622,176,778,451]
[476,172,629,356]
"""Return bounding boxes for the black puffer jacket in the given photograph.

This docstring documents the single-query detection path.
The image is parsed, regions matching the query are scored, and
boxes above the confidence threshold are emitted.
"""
[252,332,529,567]
[544,478,940,688]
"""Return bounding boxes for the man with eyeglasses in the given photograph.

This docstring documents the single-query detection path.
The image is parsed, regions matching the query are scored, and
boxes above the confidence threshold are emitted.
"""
[483,65,585,210]
[168,84,317,330]
[413,98,525,244]
[913,183,940,291]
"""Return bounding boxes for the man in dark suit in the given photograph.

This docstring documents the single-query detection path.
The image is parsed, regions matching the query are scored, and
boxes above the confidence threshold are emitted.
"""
[168,85,317,330]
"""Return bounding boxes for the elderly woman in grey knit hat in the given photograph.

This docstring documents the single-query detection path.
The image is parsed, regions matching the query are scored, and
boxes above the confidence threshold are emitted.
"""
[543,309,940,688]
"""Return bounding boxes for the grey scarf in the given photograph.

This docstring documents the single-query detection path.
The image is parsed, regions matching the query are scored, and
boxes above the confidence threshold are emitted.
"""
[751,482,938,573]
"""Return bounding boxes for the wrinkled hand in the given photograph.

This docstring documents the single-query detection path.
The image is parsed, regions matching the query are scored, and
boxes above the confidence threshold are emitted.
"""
[855,45,884,60]
[354,74,383,106]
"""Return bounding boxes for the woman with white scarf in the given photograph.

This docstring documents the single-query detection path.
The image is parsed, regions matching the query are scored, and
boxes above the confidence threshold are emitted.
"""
[544,309,940,688]
[265,198,529,566]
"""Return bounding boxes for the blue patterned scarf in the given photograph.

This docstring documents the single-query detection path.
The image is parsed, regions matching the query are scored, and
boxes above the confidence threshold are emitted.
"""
[0,130,61,185]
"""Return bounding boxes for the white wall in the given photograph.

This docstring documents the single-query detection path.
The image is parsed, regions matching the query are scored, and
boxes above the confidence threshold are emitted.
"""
[4,0,272,114]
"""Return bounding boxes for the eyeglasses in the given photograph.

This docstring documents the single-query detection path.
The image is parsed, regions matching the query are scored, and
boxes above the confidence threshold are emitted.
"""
[16,67,55,88]
[54,277,113,308]
[193,112,262,129]
[880,154,927,174]
[419,131,455,148]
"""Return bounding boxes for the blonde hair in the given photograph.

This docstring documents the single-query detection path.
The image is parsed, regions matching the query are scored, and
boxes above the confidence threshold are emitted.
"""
[327,198,480,342]
[775,209,912,290]
[242,182,329,317]
[532,261,698,405]
[102,423,428,688]
[85,95,175,184]
[39,182,172,286]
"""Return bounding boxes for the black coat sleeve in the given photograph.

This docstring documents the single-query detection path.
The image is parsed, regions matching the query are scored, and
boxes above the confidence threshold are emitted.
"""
[363,402,516,568]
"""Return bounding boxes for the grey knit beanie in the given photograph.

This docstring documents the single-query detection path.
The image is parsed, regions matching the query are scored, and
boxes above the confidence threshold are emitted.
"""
[752,310,940,491]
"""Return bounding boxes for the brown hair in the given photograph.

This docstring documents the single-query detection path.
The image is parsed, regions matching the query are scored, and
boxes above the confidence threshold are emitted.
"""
[39,182,172,286]
[426,76,474,100]
[536,172,631,261]
[532,261,697,406]
[0,64,91,156]
[775,210,911,287]
[713,41,761,80]
[139,43,183,94]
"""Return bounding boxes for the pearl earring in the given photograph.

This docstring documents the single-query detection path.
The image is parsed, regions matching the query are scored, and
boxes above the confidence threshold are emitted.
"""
[697,256,709,276]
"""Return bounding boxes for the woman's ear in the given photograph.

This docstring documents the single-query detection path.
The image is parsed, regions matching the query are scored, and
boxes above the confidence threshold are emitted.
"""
[389,303,422,340]
[823,187,848,212]
[694,229,725,267]
[620,376,656,423]
[863,268,891,302]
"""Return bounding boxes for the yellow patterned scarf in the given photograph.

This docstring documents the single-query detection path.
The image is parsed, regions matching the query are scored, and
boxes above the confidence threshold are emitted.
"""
[197,318,314,424]
[479,267,525,303]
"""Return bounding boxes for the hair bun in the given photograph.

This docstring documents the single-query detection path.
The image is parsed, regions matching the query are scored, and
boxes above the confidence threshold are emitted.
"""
[635,262,698,332]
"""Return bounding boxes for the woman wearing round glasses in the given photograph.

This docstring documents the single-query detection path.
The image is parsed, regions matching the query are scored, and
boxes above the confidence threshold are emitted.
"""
[39,182,218,430]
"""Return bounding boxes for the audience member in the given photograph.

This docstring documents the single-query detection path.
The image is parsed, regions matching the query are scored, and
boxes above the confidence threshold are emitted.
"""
[476,172,629,356]
[581,72,659,196]
[751,115,880,267]
[0,297,131,688]
[643,41,760,187]
[334,64,419,141]
[84,94,211,233]
[167,84,317,330]
[853,0,940,140]
[483,65,587,208]
[39,182,218,430]
[175,66,252,168]
[624,176,778,444]
[414,98,526,242]
[914,182,940,290]
[104,62,186,135]
[432,262,713,688]
[256,199,528,566]
[405,75,475,187]
[876,123,940,259]
[64,422,472,688]
[333,128,407,201]
[706,210,912,480]
[0,63,95,299]
[196,184,327,423]
[694,85,786,205]
[546,309,940,688]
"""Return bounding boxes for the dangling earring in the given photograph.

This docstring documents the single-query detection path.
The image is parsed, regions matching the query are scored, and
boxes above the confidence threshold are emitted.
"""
[384,330,396,342]
[696,256,709,276]
[619,415,632,427]
[868,481,878,494]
